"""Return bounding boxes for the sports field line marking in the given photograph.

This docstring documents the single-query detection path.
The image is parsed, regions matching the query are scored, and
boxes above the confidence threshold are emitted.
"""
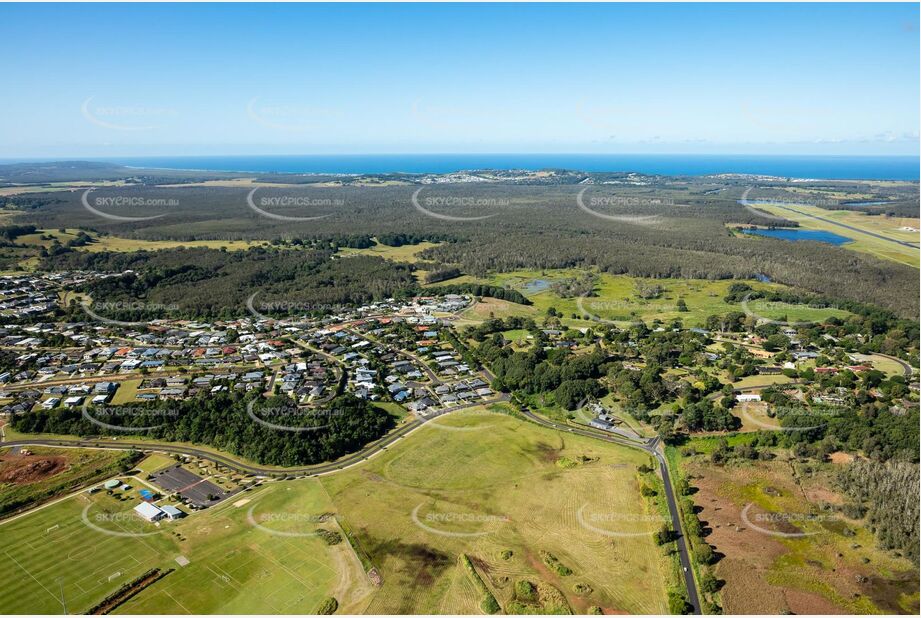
[251,544,314,590]
[206,565,241,591]
[219,555,259,580]
[255,581,292,613]
[4,549,64,609]
[164,589,192,614]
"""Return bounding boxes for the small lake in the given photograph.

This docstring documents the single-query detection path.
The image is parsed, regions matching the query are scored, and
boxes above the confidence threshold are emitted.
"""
[743,228,853,245]
[521,279,550,294]
[841,200,891,207]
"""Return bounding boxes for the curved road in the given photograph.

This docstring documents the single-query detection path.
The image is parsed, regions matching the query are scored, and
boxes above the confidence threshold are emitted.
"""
[2,393,697,612]
[518,408,701,614]
[0,397,508,478]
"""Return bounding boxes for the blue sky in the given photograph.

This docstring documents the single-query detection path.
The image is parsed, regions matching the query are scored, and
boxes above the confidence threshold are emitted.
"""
[0,2,918,157]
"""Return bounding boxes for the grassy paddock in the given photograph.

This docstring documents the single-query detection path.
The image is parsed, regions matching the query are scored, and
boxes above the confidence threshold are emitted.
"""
[450,269,851,328]
[320,408,670,614]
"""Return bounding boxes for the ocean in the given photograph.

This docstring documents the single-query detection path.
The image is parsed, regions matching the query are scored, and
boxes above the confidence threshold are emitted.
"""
[92,154,919,181]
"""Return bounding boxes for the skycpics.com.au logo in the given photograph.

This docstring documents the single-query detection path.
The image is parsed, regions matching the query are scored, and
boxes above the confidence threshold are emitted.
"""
[246,97,343,133]
[81,189,177,222]
[82,402,180,433]
[245,291,347,321]
[246,400,343,432]
[575,188,665,225]
[80,505,160,538]
[740,503,837,538]
[411,189,507,222]
[739,291,828,328]
[410,503,509,538]
[576,504,668,538]
[80,299,180,328]
[245,503,332,537]
[425,406,496,433]
[81,97,177,131]
[245,188,340,222]
[575,294,646,328]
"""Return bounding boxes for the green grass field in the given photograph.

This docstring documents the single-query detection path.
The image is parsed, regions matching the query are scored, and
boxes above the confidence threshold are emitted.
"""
[0,476,370,615]
[450,269,852,328]
[0,490,181,614]
[337,240,439,263]
[319,407,669,614]
[1,409,672,614]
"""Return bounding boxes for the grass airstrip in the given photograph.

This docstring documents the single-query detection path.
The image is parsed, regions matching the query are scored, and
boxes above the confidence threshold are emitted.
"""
[0,407,670,614]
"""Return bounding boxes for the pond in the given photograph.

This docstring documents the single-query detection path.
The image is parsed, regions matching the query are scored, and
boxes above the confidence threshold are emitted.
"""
[521,278,550,294]
[743,228,853,245]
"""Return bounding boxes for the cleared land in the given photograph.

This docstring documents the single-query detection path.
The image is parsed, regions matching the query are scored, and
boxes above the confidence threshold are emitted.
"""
[0,409,670,614]
[678,448,919,614]
[449,269,851,328]
[0,446,133,517]
[319,407,670,614]
[0,473,369,615]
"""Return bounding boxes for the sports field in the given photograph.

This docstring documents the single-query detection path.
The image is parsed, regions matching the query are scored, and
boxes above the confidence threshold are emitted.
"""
[0,465,371,614]
[1,410,669,614]
[0,490,180,614]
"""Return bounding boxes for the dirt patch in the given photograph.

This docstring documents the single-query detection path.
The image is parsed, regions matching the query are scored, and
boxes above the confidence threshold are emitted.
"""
[782,587,847,614]
[0,454,68,484]
[828,451,855,465]
[686,459,918,614]
[805,487,844,506]
[854,570,920,614]
[690,471,790,613]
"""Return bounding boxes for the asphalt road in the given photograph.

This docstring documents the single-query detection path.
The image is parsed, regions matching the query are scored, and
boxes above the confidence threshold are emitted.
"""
[518,408,702,615]
[745,198,920,250]
[4,392,696,610]
[875,352,915,378]
[0,396,508,478]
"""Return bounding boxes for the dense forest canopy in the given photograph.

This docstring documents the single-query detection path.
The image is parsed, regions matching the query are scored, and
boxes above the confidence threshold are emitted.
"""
[12,394,393,467]
[6,176,917,319]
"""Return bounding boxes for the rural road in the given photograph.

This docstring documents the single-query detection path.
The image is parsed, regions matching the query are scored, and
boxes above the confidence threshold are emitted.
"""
[0,396,510,478]
[518,408,702,615]
[874,352,915,378]
[5,390,699,609]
